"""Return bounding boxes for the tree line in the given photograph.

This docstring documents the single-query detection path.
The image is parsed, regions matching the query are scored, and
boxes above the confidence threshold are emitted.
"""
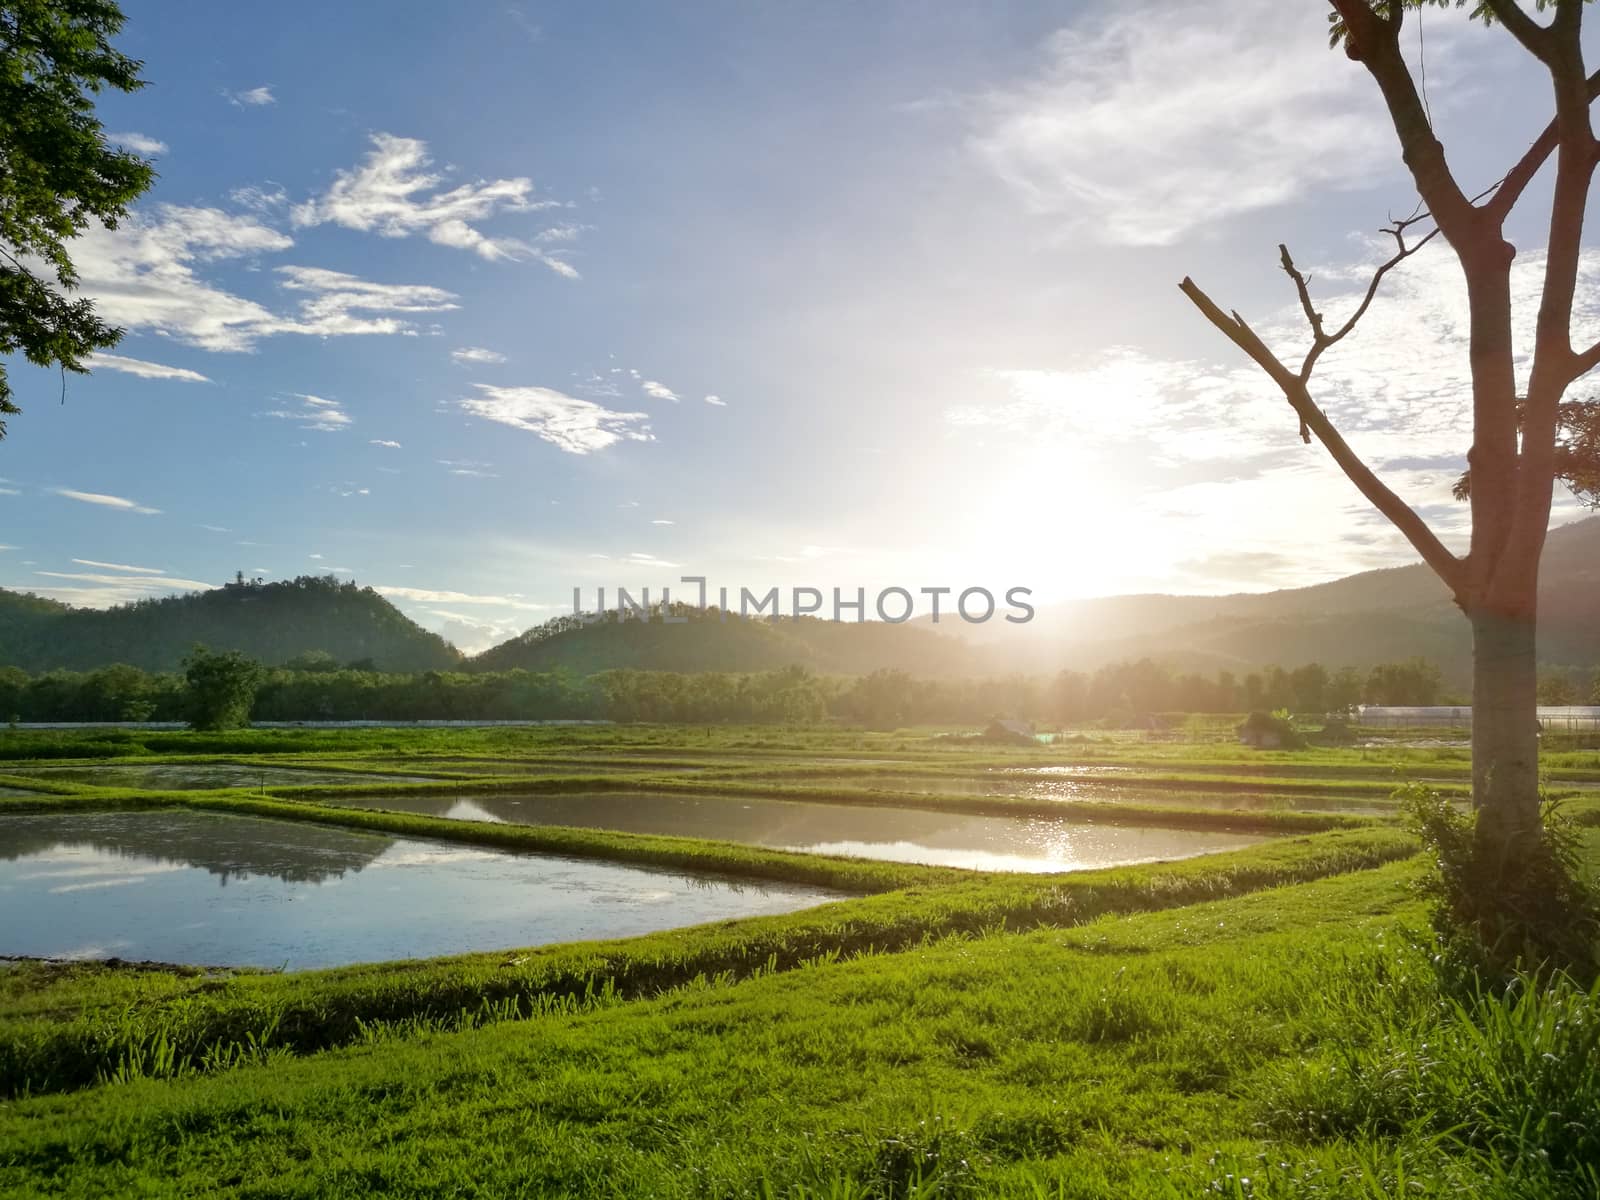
[4,653,1594,728]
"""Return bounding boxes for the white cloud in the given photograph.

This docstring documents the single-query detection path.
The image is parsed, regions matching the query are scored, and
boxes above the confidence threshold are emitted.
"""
[105,131,167,155]
[260,394,352,432]
[437,459,499,478]
[84,353,211,383]
[451,346,507,365]
[54,488,160,515]
[229,184,288,212]
[36,570,212,590]
[69,206,458,352]
[459,384,654,455]
[369,438,402,449]
[0,544,14,551]
[651,519,675,526]
[226,86,275,107]
[972,0,1395,245]
[704,394,726,406]
[71,559,164,574]
[375,585,549,611]
[274,266,460,336]
[291,133,577,273]
[641,380,680,402]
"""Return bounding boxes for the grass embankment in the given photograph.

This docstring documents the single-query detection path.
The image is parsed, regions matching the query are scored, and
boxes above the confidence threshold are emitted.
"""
[0,827,1413,1100]
[4,851,1596,1198]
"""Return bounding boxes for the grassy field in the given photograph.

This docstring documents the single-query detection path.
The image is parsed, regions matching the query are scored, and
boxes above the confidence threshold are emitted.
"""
[1,724,1597,1197]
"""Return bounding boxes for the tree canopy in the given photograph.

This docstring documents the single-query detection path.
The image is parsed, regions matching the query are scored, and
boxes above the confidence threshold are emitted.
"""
[0,0,154,437]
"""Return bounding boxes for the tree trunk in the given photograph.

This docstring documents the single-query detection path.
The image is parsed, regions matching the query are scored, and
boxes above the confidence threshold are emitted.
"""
[1469,604,1541,849]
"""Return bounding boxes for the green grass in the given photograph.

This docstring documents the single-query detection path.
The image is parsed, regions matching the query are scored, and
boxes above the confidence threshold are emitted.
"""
[4,858,1595,1198]
[3,725,1596,1196]
[0,827,1411,1099]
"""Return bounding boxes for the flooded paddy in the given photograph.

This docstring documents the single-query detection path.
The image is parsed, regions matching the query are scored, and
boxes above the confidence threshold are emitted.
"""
[397,759,705,777]
[726,772,1394,814]
[0,811,842,969]
[311,790,1272,873]
[0,762,438,790]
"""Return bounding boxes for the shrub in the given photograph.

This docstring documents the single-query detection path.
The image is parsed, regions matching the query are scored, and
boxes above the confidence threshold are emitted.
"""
[1400,784,1600,988]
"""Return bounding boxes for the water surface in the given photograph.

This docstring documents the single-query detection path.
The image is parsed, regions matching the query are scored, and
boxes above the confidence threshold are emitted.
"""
[0,811,841,969]
[313,790,1271,872]
[733,772,1390,814]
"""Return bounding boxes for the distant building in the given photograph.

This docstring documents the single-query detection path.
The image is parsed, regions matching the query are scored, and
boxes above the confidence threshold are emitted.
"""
[1359,706,1600,733]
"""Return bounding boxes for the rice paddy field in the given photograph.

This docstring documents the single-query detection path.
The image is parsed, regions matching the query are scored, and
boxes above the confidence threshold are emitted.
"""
[1,722,1597,1197]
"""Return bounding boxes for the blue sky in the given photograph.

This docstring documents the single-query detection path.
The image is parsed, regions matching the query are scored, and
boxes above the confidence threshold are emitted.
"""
[2,0,1596,651]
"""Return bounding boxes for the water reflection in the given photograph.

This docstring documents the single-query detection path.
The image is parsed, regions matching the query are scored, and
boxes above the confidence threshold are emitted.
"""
[314,791,1270,873]
[0,811,842,969]
[0,810,394,884]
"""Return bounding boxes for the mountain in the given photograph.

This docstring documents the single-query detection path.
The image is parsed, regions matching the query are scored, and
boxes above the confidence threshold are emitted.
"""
[469,605,979,676]
[3,519,1594,681]
[0,575,461,673]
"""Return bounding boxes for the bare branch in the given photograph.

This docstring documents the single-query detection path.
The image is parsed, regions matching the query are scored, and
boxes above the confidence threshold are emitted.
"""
[1278,218,1442,393]
[1177,274,1464,593]
[1485,68,1600,223]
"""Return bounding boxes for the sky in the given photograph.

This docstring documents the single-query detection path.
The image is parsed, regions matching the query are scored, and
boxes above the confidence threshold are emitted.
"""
[2,0,1598,653]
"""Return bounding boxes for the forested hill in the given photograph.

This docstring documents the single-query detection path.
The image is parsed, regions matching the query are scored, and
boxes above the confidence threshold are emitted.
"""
[470,605,980,676]
[0,576,461,673]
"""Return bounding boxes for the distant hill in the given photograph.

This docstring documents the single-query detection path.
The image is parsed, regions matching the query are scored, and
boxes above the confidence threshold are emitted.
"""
[0,575,461,673]
[469,605,979,676]
[4,519,1594,681]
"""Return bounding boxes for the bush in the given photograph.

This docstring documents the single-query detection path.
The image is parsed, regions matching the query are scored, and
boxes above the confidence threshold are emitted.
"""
[1401,784,1600,988]
[1236,708,1305,749]
[182,646,265,732]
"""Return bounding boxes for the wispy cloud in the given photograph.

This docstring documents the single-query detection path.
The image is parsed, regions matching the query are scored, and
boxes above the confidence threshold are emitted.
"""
[623,551,681,569]
[375,585,549,611]
[641,380,679,402]
[651,519,675,526]
[105,131,167,155]
[292,133,578,273]
[229,184,288,212]
[71,558,164,574]
[36,570,211,589]
[972,0,1394,245]
[225,85,275,107]
[70,205,458,352]
[369,438,402,449]
[84,353,211,383]
[451,346,507,366]
[437,458,499,478]
[704,394,726,406]
[260,394,353,432]
[459,385,653,455]
[54,489,161,515]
